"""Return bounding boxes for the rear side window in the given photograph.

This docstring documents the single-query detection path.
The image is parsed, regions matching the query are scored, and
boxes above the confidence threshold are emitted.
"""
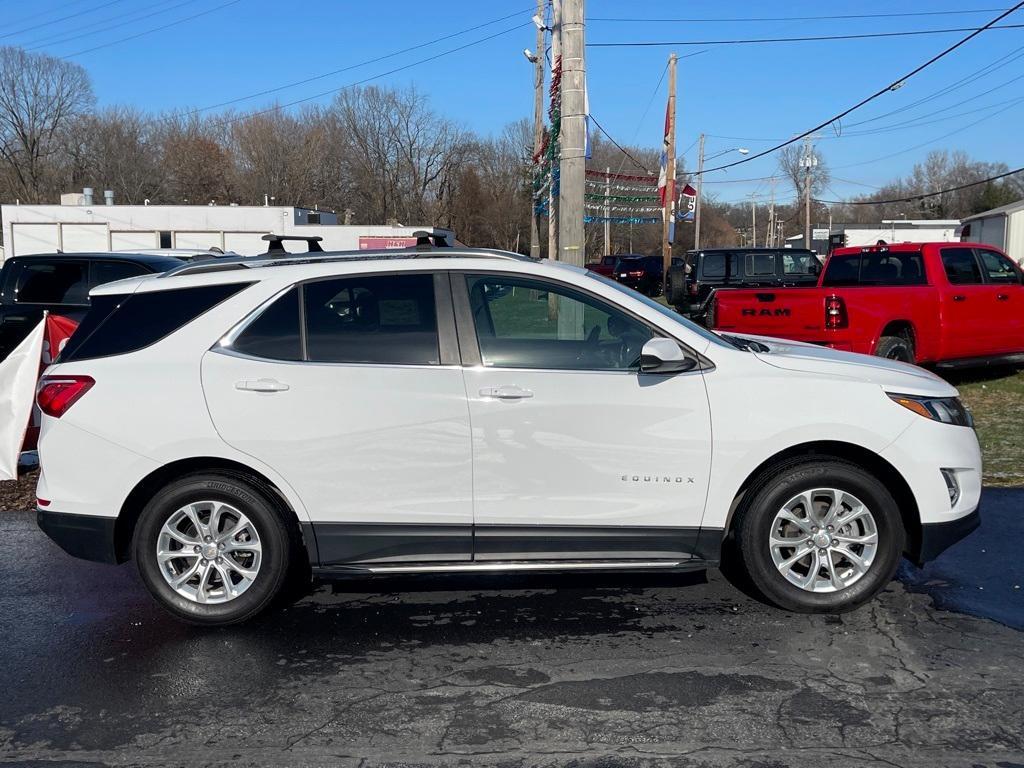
[15,261,89,305]
[304,274,439,365]
[941,248,983,285]
[60,283,250,362]
[745,253,776,276]
[701,253,727,278]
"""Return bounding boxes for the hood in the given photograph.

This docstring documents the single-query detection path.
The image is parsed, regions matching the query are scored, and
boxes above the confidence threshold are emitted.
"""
[732,333,957,398]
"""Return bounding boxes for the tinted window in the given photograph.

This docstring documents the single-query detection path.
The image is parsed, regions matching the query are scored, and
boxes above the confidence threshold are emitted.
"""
[783,252,819,275]
[60,283,250,362]
[231,287,302,361]
[942,248,983,285]
[746,252,776,276]
[701,253,727,278]
[977,249,1020,284]
[303,274,438,365]
[466,274,653,370]
[92,261,149,288]
[15,261,89,304]
[822,252,926,286]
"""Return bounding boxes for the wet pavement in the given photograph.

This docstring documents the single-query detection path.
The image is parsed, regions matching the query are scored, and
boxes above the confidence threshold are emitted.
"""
[1,490,1023,767]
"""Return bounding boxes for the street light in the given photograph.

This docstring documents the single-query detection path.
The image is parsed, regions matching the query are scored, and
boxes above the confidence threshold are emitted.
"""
[523,48,539,63]
[694,135,749,251]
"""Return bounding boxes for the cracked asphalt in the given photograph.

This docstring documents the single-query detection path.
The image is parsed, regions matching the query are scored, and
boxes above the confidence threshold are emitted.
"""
[1,489,1022,767]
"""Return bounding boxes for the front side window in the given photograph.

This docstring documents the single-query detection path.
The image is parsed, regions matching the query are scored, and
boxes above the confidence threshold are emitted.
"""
[466,274,653,370]
[942,248,983,285]
[783,252,819,275]
[304,274,439,365]
[15,261,89,305]
[977,249,1021,284]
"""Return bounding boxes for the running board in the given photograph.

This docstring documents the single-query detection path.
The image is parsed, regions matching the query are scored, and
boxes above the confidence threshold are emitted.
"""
[313,559,710,578]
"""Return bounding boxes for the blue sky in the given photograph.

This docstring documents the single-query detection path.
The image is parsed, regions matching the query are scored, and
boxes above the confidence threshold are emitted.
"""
[5,0,1021,207]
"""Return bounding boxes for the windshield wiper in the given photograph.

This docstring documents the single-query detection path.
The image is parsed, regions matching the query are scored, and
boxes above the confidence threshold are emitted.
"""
[721,334,770,353]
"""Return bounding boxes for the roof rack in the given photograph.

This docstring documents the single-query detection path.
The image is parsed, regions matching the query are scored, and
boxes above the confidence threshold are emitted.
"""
[160,247,535,278]
[262,234,324,253]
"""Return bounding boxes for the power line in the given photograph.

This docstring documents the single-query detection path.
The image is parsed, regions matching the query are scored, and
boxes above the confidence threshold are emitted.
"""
[0,0,124,41]
[61,0,245,58]
[209,23,528,128]
[589,8,1006,23]
[589,114,654,174]
[26,0,201,51]
[819,166,1023,205]
[588,24,1024,48]
[176,7,532,118]
[699,2,1024,175]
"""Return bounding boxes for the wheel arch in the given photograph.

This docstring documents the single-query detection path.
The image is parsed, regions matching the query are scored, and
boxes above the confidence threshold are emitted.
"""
[114,456,316,565]
[721,440,921,559]
[874,320,916,354]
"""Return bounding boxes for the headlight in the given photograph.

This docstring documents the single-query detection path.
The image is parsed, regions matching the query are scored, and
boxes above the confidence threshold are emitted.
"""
[888,393,974,427]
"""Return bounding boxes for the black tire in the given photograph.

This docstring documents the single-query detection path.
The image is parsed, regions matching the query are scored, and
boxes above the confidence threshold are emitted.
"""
[875,335,915,363]
[732,459,905,613]
[133,472,294,626]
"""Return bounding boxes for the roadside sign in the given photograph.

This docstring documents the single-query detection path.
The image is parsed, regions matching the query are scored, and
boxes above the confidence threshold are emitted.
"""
[812,228,830,240]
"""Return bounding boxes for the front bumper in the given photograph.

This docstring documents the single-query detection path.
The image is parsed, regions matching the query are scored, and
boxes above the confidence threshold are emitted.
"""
[914,505,981,565]
[37,509,118,564]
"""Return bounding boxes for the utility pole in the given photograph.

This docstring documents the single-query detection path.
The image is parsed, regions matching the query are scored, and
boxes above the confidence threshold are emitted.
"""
[529,0,544,259]
[766,178,776,247]
[660,52,677,282]
[750,194,757,247]
[547,0,561,263]
[603,166,611,256]
[801,135,817,249]
[558,0,585,267]
[694,132,705,251]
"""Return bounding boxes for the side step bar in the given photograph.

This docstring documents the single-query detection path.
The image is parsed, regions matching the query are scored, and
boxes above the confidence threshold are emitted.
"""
[313,559,709,578]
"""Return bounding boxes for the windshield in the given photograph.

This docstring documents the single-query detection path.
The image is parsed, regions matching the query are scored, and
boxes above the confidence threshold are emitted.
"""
[586,271,736,349]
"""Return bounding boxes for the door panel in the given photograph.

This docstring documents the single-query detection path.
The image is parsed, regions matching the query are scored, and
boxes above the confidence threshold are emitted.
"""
[938,247,996,358]
[976,248,1024,354]
[201,271,473,565]
[458,272,713,561]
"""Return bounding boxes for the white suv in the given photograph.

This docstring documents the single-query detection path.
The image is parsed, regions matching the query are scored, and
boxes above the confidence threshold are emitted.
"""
[35,248,981,625]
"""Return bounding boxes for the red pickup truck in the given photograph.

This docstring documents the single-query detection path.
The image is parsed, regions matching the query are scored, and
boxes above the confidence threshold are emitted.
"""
[709,242,1024,367]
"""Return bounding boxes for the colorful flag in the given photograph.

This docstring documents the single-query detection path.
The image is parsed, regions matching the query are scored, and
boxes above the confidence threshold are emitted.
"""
[657,102,673,206]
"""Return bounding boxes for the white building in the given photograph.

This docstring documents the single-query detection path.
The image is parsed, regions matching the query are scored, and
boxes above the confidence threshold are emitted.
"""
[0,198,454,261]
[959,199,1024,267]
[789,219,960,253]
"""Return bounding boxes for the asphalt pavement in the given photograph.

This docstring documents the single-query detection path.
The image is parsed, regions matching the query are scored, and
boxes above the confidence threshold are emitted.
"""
[1,490,1023,767]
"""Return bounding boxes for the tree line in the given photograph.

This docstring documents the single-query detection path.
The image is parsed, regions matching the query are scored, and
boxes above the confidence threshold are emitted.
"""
[0,47,1019,257]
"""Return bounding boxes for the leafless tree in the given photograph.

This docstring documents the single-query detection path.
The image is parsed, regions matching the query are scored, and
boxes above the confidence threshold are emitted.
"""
[0,47,94,202]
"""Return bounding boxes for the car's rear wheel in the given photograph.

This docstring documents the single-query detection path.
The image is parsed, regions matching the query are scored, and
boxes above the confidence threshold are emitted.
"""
[133,472,293,625]
[875,335,915,363]
[733,460,905,613]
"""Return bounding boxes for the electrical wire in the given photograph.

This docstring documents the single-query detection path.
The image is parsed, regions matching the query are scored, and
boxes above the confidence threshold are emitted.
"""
[61,0,245,58]
[698,2,1024,175]
[818,166,1023,205]
[26,0,202,51]
[588,24,1024,49]
[175,7,532,118]
[0,0,124,40]
[209,23,528,127]
[589,114,655,174]
[589,8,1007,24]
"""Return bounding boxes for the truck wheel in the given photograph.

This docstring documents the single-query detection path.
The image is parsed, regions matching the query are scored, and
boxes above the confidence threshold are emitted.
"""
[875,335,915,363]
[732,460,905,613]
[133,472,294,625]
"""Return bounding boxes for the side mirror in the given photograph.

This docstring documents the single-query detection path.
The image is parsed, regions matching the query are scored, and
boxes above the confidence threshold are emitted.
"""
[640,338,698,374]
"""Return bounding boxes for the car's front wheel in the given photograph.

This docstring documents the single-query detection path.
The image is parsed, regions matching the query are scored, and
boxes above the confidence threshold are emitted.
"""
[733,460,905,613]
[133,472,294,625]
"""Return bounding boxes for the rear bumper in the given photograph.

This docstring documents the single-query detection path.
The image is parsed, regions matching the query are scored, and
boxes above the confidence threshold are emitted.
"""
[37,509,118,564]
[914,506,981,565]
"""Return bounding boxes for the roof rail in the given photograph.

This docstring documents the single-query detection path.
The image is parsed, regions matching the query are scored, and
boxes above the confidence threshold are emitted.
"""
[160,247,534,278]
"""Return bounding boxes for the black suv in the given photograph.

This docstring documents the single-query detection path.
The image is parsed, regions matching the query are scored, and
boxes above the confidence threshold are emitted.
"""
[0,252,183,360]
[667,247,821,321]
[611,254,668,297]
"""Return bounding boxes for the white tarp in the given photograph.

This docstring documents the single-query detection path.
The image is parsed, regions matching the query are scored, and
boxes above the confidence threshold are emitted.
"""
[0,318,44,481]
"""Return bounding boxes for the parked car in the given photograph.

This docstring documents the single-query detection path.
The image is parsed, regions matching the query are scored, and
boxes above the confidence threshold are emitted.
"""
[36,246,980,625]
[708,242,1024,367]
[585,254,620,277]
[612,254,665,296]
[667,247,821,322]
[0,252,183,361]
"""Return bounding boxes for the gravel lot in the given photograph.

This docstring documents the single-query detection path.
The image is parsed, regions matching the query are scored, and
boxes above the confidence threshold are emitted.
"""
[1,489,1022,767]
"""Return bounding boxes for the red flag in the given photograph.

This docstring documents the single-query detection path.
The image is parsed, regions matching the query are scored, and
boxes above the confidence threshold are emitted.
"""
[22,314,80,451]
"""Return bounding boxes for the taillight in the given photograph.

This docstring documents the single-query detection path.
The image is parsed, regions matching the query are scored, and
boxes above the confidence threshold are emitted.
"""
[629,270,644,277]
[707,295,717,327]
[688,281,699,296]
[37,375,94,418]
[825,295,848,329]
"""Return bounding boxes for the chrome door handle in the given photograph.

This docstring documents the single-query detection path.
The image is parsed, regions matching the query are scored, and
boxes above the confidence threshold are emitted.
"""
[479,385,534,400]
[235,378,290,393]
